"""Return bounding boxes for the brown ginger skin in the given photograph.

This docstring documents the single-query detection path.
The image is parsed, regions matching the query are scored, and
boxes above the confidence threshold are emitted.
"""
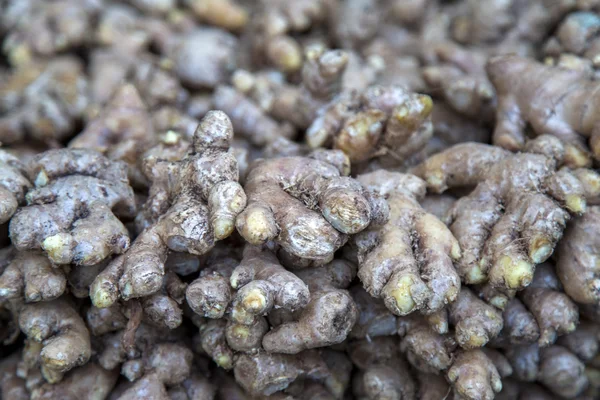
[30,362,118,400]
[0,56,89,144]
[348,337,417,400]
[117,343,193,400]
[492,298,540,347]
[557,321,600,362]
[0,251,66,303]
[307,85,434,165]
[90,111,246,306]
[0,150,31,224]
[18,298,91,383]
[449,287,503,349]
[236,150,386,263]
[519,263,579,346]
[556,205,600,304]
[233,350,329,397]
[0,353,28,400]
[9,149,136,266]
[413,135,588,290]
[261,259,358,354]
[487,54,600,165]
[349,285,398,339]
[538,345,588,398]
[354,170,461,316]
[229,246,310,326]
[447,349,503,400]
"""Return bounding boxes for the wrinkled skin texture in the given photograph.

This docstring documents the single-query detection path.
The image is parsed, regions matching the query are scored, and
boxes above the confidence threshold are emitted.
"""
[556,206,600,304]
[413,135,589,290]
[18,298,91,384]
[488,54,600,166]
[519,263,579,346]
[9,149,136,266]
[91,111,246,306]
[261,259,358,354]
[449,288,503,349]
[229,246,310,326]
[236,150,386,263]
[354,170,460,316]
[0,251,66,302]
[0,150,31,224]
[447,349,502,400]
[307,85,433,166]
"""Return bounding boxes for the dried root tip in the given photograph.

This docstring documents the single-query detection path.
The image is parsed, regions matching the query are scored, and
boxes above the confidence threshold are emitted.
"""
[209,181,247,240]
[447,350,502,400]
[185,0,248,31]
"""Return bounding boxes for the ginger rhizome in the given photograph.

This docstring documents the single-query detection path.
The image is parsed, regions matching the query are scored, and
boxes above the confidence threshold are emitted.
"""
[413,135,591,290]
[19,298,91,383]
[488,54,600,166]
[306,85,434,165]
[0,149,31,224]
[236,150,387,263]
[353,170,461,316]
[9,149,136,266]
[91,111,246,306]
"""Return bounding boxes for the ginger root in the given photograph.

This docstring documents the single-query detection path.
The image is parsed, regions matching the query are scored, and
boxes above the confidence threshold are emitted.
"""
[18,298,91,383]
[91,111,246,306]
[353,170,460,316]
[9,149,136,266]
[236,150,387,263]
[413,135,590,290]
[556,205,600,304]
[447,349,503,400]
[261,258,358,353]
[0,150,31,224]
[307,85,433,165]
[487,54,600,166]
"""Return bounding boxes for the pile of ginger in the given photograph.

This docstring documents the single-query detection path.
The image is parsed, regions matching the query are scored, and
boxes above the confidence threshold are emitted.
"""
[3,1,600,399]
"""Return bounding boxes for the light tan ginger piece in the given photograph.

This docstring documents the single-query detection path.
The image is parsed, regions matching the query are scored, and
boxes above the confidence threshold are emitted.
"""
[1,0,101,65]
[544,11,600,63]
[447,349,502,400]
[353,170,460,316]
[0,56,89,145]
[229,246,310,326]
[236,150,387,263]
[349,285,398,339]
[9,149,135,266]
[186,248,240,319]
[421,193,457,221]
[226,317,269,354]
[490,298,540,347]
[449,287,503,349]
[18,298,91,383]
[67,260,109,298]
[30,362,118,400]
[519,263,579,346]
[247,0,329,73]
[0,353,28,400]
[307,85,433,165]
[0,150,31,224]
[90,111,246,306]
[396,313,456,373]
[261,259,358,353]
[0,251,66,302]
[233,350,329,397]
[487,54,600,165]
[195,319,235,370]
[348,337,417,400]
[422,42,496,123]
[140,270,186,329]
[412,135,589,289]
[212,84,295,147]
[557,321,600,362]
[556,206,600,304]
[69,85,155,182]
[117,343,193,400]
[184,0,248,31]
